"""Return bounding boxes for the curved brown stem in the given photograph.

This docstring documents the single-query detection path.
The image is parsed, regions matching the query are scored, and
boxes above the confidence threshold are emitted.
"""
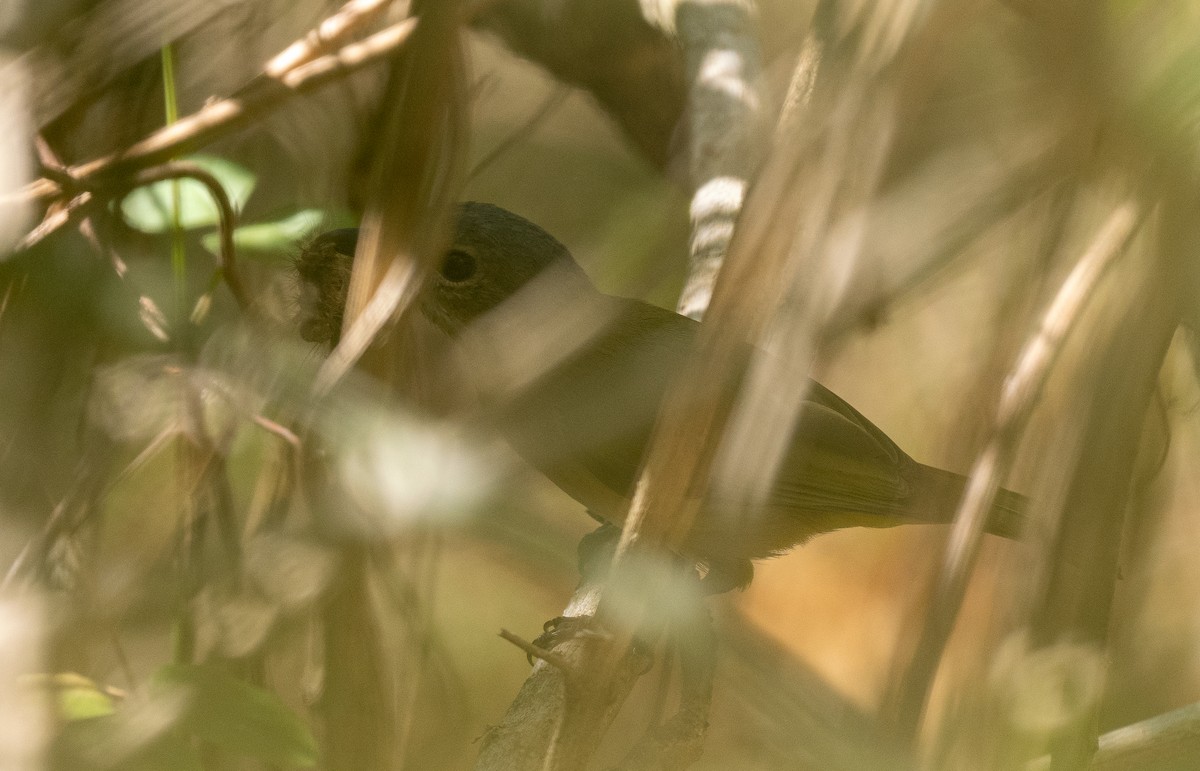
[117,162,250,313]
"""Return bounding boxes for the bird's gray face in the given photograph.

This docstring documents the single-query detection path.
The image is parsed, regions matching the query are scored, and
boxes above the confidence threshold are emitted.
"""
[419,242,491,333]
[422,202,585,334]
[294,203,587,344]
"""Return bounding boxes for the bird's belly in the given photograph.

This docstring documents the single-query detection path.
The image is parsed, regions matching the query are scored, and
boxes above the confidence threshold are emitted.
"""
[680,503,895,561]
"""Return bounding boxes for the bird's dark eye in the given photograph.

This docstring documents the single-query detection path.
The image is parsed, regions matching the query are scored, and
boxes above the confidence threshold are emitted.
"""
[439,249,477,284]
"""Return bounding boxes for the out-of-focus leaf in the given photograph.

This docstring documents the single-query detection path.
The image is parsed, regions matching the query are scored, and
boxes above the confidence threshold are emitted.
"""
[58,683,117,721]
[60,687,116,721]
[153,663,318,766]
[245,533,337,610]
[113,732,205,771]
[89,354,265,451]
[333,406,497,534]
[988,633,1107,736]
[53,687,191,770]
[57,715,203,771]
[120,155,255,232]
[22,672,116,720]
[196,587,279,658]
[202,208,326,255]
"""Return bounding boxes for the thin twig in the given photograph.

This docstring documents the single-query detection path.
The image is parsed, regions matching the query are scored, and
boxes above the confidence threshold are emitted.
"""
[277,17,418,91]
[31,137,130,277]
[2,461,101,592]
[14,192,94,251]
[78,217,128,278]
[264,0,402,79]
[118,162,249,312]
[20,147,249,313]
[499,629,577,678]
[13,15,420,207]
[252,415,302,447]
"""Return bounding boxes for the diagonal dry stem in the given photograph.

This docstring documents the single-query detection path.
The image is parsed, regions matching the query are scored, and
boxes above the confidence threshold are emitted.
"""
[13,12,419,208]
[888,200,1143,737]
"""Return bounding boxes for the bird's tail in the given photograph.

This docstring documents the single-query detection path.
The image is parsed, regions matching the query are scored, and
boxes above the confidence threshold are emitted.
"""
[911,463,1027,539]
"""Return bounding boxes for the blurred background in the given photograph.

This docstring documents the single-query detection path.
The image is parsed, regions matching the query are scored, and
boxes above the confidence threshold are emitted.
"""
[3,0,1200,768]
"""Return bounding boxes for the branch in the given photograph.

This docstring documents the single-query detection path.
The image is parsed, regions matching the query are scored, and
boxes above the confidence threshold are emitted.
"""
[674,0,764,319]
[499,629,577,677]
[263,0,399,79]
[887,201,1143,735]
[307,1,468,768]
[614,603,714,771]
[1087,699,1200,770]
[1025,698,1200,769]
[14,10,419,207]
[471,0,686,168]
[116,162,249,312]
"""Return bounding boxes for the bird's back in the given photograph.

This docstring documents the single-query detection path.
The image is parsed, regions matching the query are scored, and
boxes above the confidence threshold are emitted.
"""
[498,297,1019,558]
[499,296,691,513]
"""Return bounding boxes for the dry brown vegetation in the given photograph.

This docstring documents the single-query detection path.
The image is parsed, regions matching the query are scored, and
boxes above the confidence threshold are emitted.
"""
[3,0,1200,768]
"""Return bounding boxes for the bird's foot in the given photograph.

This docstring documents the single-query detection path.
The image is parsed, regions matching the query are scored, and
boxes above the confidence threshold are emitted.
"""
[698,558,754,595]
[531,615,654,673]
[533,614,605,652]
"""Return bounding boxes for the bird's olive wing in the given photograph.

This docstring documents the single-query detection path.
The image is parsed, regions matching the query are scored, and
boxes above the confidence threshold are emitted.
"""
[767,396,915,518]
[498,299,688,510]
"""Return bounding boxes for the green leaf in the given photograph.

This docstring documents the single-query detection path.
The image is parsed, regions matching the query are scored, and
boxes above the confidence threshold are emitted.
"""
[59,683,118,721]
[120,155,256,233]
[202,208,327,255]
[152,663,318,766]
[23,672,118,720]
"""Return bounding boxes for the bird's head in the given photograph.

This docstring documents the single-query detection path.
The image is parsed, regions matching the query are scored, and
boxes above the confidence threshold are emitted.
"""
[295,202,590,344]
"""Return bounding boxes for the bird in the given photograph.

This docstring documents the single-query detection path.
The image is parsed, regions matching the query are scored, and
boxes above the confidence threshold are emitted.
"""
[296,202,1025,587]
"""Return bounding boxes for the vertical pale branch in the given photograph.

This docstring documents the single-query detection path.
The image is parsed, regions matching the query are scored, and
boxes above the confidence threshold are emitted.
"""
[320,551,395,770]
[673,0,764,319]
[711,0,934,529]
[477,2,763,768]
[499,4,951,767]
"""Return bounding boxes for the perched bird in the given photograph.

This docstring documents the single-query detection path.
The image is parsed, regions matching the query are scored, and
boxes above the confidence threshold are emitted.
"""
[296,203,1024,584]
